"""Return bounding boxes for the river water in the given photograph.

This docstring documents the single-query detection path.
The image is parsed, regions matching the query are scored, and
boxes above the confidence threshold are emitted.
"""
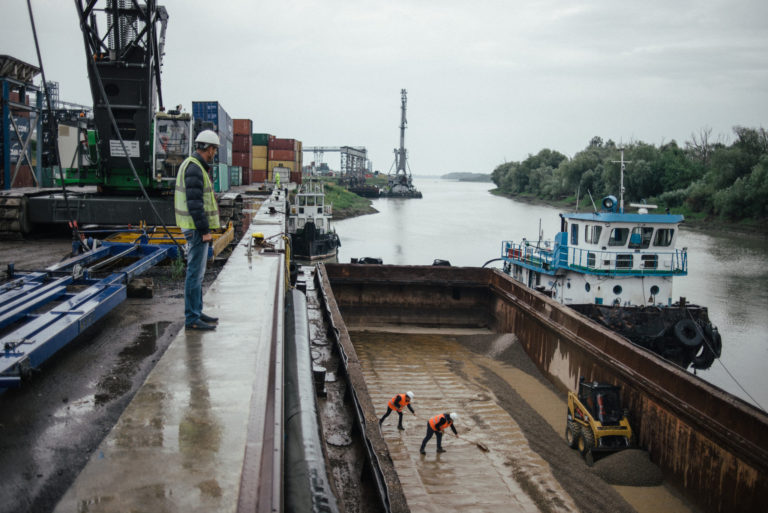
[333,177,768,410]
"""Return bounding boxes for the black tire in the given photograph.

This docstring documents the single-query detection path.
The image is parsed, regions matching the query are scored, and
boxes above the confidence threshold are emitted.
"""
[584,449,595,467]
[565,420,580,449]
[578,429,595,457]
[673,319,703,348]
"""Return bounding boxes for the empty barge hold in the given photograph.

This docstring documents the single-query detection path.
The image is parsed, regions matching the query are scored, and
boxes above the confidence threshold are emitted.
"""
[315,263,767,513]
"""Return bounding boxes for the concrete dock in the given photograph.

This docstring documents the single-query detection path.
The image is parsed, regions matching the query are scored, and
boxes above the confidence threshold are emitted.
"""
[54,191,287,513]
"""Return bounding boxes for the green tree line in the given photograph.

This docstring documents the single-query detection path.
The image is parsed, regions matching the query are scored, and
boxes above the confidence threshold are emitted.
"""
[491,127,768,222]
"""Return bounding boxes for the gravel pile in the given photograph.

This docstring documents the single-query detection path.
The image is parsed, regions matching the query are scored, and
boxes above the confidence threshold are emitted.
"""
[593,449,664,486]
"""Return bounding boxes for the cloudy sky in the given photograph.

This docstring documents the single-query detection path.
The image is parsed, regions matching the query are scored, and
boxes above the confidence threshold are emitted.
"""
[2,0,767,173]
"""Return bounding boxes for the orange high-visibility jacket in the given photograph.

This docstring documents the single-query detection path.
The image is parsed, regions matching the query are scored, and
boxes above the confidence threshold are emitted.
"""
[429,413,453,432]
[388,394,411,413]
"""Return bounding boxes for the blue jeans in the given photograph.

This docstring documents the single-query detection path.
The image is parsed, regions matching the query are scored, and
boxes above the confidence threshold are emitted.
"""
[184,230,209,325]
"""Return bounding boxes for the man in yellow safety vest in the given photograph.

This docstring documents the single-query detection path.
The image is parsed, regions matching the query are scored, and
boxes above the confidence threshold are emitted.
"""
[174,129,221,330]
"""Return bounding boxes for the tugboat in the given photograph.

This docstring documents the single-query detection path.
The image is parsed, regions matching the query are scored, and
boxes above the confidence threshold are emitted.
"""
[499,151,722,370]
[287,179,341,261]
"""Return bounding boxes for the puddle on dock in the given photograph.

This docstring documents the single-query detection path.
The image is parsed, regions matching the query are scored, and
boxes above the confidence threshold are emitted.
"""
[94,322,170,406]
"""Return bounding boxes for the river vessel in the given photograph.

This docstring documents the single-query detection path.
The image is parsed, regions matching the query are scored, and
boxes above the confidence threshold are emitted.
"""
[287,179,340,260]
[500,154,721,370]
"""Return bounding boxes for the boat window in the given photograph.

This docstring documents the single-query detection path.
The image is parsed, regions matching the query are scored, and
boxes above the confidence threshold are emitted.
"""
[650,285,660,295]
[613,285,623,294]
[628,227,654,249]
[653,228,675,247]
[615,254,633,269]
[585,225,602,244]
[585,282,591,292]
[642,254,658,269]
[571,224,579,245]
[608,228,629,246]
[587,252,596,268]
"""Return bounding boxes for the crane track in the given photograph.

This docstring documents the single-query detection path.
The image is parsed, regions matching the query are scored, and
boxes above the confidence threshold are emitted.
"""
[0,192,30,240]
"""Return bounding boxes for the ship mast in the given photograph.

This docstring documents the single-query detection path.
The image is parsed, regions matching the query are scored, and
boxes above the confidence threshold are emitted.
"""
[612,147,632,213]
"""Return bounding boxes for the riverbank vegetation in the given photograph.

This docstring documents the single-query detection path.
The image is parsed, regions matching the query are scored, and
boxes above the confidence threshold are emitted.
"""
[320,181,378,220]
[491,127,768,230]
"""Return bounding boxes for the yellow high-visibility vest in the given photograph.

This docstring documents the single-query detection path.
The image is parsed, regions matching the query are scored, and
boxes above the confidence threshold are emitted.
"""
[174,156,220,230]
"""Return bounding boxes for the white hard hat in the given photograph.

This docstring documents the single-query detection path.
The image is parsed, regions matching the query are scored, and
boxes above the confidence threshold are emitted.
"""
[449,412,459,422]
[406,391,414,400]
[195,129,220,147]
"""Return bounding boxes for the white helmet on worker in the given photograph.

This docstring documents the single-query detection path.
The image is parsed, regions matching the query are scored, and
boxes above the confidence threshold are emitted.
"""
[406,391,414,400]
[195,129,220,148]
[449,412,459,422]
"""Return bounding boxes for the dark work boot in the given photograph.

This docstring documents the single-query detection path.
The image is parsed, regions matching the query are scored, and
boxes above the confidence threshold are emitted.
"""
[436,447,446,453]
[419,448,426,455]
[397,424,405,430]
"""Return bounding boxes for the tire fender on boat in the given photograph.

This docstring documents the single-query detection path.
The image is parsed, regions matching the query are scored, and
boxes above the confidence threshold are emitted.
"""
[692,323,722,370]
[673,319,704,348]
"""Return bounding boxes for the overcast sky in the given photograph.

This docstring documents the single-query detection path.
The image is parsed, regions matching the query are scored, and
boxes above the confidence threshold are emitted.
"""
[3,0,767,173]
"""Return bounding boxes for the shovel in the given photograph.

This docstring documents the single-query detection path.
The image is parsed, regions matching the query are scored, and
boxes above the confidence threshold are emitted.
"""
[451,433,490,452]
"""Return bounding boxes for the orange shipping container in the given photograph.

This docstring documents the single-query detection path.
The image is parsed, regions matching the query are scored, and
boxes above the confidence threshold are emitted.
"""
[269,149,294,161]
[268,138,295,151]
[233,119,252,135]
[233,134,251,153]
[250,169,267,182]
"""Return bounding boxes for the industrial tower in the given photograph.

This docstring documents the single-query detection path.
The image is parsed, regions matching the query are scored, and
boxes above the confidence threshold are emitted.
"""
[382,89,421,198]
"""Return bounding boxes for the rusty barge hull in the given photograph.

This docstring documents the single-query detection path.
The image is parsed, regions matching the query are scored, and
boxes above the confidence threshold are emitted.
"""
[317,263,767,513]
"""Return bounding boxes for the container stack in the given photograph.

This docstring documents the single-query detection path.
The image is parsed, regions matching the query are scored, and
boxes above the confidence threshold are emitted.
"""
[232,119,252,185]
[267,136,303,185]
[191,101,233,167]
[251,133,269,183]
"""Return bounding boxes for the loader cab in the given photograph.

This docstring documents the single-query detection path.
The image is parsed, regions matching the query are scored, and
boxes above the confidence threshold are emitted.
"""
[578,380,623,425]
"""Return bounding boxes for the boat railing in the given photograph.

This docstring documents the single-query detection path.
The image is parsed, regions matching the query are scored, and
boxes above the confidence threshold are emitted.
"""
[501,241,688,276]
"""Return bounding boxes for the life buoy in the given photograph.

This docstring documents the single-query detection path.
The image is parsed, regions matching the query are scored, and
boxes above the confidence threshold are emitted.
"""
[692,323,722,369]
[673,319,703,348]
[507,247,521,259]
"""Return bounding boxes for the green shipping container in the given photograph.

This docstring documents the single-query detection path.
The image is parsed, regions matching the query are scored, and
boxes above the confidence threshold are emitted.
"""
[213,163,230,192]
[230,165,241,186]
[252,133,270,146]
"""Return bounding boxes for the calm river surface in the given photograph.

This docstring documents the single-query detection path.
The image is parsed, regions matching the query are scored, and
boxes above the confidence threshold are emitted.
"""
[333,177,768,410]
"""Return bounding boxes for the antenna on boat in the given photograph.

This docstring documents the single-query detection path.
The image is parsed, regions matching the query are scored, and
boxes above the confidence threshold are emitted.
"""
[587,189,598,212]
[611,148,632,213]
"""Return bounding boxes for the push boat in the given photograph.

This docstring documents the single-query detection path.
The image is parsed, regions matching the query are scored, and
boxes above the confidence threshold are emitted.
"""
[287,179,340,261]
[500,187,722,371]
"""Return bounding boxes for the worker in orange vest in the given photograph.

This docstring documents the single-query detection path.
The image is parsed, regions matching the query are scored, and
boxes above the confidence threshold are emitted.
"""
[419,412,459,454]
[379,391,415,430]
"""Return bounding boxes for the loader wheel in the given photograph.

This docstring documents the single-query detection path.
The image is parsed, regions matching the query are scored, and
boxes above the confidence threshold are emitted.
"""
[565,421,580,449]
[584,449,595,467]
[578,429,595,458]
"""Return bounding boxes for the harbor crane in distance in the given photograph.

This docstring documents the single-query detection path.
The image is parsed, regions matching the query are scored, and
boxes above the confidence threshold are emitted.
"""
[381,89,421,198]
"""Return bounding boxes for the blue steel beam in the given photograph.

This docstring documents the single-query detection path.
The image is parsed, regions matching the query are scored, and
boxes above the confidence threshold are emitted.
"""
[0,243,173,387]
[0,276,72,329]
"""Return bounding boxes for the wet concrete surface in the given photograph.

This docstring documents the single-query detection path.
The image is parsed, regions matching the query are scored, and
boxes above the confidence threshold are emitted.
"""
[0,236,224,513]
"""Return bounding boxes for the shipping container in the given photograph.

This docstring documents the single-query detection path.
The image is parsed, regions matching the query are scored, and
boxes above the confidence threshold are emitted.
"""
[233,119,252,136]
[268,160,295,172]
[192,101,233,139]
[252,133,270,146]
[250,169,267,183]
[241,166,251,185]
[233,134,251,153]
[268,137,295,151]
[232,151,251,168]
[290,171,302,185]
[212,163,230,192]
[268,149,294,161]
[230,165,241,187]
[252,156,268,169]
[252,145,267,158]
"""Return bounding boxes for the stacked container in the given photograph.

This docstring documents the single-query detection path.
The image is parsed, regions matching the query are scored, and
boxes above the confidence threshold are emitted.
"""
[251,133,269,183]
[267,136,303,184]
[232,119,252,185]
[192,101,233,167]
